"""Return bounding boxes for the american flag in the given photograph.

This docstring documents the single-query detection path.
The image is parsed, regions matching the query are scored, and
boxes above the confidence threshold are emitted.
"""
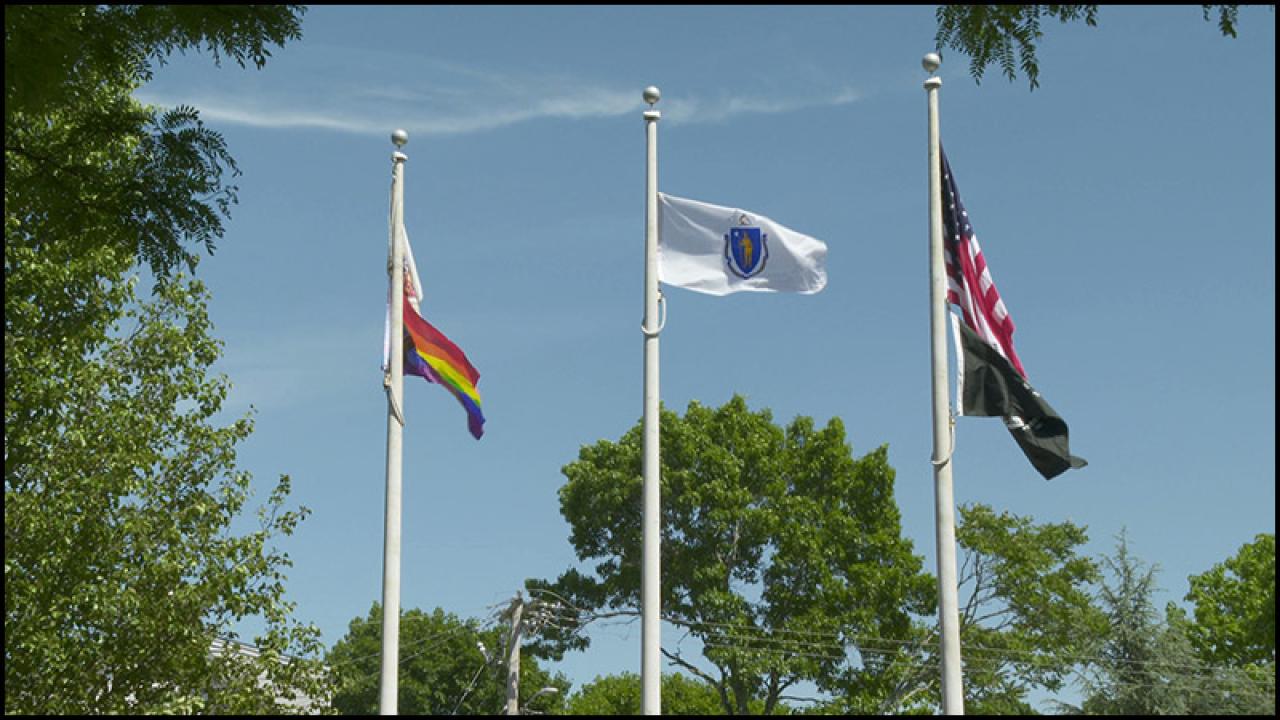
[941,147,1026,378]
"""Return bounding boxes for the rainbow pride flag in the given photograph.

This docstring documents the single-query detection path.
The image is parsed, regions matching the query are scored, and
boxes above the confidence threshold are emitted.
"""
[402,296,485,439]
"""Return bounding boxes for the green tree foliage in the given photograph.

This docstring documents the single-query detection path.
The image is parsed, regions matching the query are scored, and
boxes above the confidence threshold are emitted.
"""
[5,4,326,714]
[1073,532,1275,715]
[4,273,328,713]
[564,672,757,715]
[949,504,1106,714]
[6,5,304,121]
[1076,531,1181,714]
[5,7,299,446]
[934,5,1245,90]
[5,6,255,281]
[814,504,1104,714]
[531,397,1111,714]
[1183,532,1275,668]
[1163,607,1276,715]
[528,396,936,714]
[6,5,304,281]
[326,604,570,715]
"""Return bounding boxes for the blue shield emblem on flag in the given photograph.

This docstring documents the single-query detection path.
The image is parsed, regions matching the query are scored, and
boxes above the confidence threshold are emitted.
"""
[724,226,768,279]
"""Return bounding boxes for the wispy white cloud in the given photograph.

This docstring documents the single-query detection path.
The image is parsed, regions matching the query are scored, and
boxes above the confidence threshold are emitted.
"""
[662,87,861,126]
[134,49,862,137]
[136,89,641,136]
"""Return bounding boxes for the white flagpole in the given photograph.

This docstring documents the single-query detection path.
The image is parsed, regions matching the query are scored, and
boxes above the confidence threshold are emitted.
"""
[379,128,409,715]
[924,54,965,714]
[640,85,663,716]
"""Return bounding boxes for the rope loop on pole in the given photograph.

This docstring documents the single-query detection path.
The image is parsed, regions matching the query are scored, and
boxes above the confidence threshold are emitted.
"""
[387,384,405,427]
[640,291,666,338]
[930,411,957,468]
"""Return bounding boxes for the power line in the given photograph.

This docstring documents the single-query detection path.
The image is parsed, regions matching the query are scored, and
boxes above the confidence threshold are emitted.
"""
[691,643,1274,707]
[520,589,1275,700]
[338,617,499,682]
[329,625,473,669]
[450,657,493,716]
[329,616,499,670]
[341,603,499,630]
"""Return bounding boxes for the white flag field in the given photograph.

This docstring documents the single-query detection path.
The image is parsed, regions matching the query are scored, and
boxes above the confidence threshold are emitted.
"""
[382,223,424,371]
[658,192,828,296]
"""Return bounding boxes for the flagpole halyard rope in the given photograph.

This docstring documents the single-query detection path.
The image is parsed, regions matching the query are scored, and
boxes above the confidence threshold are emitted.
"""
[384,239,405,428]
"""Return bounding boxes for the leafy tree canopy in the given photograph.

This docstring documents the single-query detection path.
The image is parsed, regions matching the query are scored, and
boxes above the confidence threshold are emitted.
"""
[1074,531,1186,714]
[934,4,1246,90]
[1072,532,1275,716]
[529,396,1114,714]
[4,272,328,714]
[6,5,303,122]
[1183,532,1275,667]
[325,603,570,715]
[950,503,1104,713]
[528,395,935,714]
[564,672,764,715]
[5,5,304,278]
[818,503,1105,714]
[5,4,324,714]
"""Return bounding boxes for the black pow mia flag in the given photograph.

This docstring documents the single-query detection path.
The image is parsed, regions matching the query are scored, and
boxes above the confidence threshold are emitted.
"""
[955,320,1087,480]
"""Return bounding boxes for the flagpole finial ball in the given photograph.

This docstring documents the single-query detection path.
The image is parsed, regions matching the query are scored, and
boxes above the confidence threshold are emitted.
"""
[391,129,409,147]
[922,53,941,74]
[643,86,661,105]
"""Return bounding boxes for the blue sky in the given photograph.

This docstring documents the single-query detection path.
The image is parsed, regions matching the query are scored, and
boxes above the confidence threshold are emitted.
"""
[135,5,1274,709]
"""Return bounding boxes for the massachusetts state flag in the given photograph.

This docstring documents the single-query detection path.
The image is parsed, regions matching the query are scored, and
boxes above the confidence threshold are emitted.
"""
[942,147,1084,480]
[657,193,827,296]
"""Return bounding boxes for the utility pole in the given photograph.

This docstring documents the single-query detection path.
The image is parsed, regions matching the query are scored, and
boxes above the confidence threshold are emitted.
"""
[503,592,525,716]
